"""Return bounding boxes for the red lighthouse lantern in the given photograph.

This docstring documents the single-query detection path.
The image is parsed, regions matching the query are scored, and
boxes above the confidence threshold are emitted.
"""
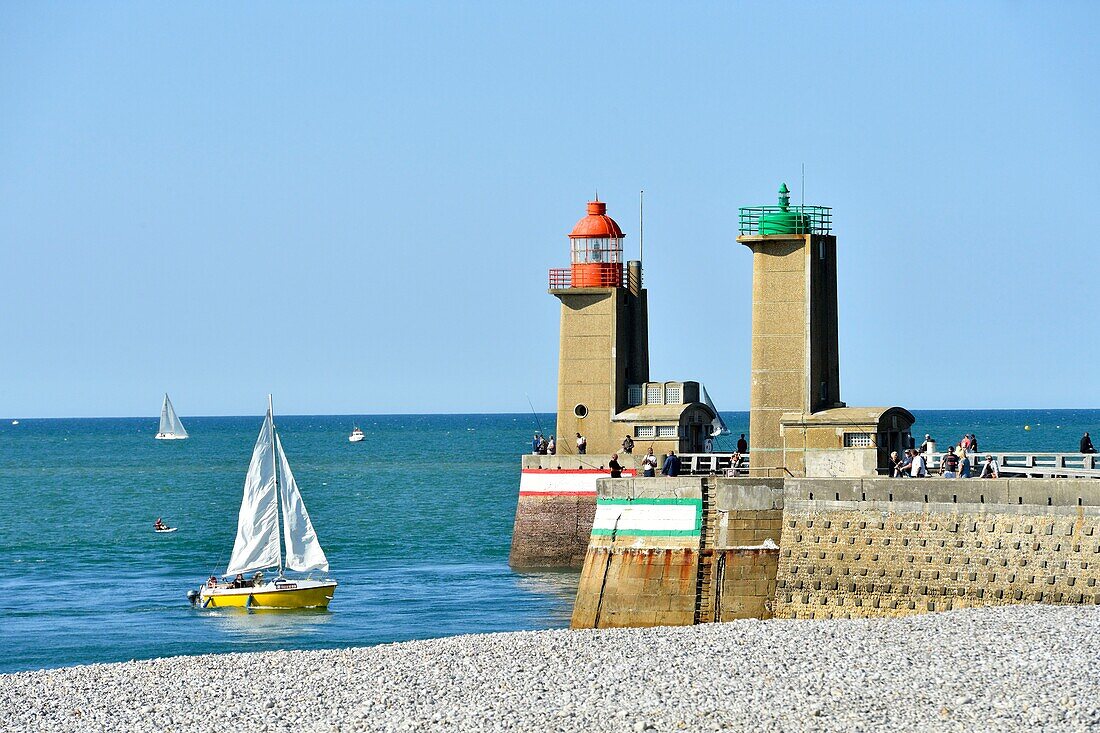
[567,199,624,288]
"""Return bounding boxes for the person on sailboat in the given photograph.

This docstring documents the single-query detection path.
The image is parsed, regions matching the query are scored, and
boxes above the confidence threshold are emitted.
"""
[231,573,245,588]
[207,575,218,588]
[154,518,168,531]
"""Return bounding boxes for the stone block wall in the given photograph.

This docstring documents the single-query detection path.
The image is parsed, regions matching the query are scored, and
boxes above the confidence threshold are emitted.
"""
[509,494,596,568]
[715,548,779,620]
[774,478,1100,619]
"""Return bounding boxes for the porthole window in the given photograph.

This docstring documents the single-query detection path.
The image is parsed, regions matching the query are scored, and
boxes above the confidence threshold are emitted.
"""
[574,404,589,419]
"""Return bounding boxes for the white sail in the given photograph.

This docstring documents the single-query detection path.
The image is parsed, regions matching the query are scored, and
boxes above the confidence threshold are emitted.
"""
[276,434,330,573]
[701,385,729,438]
[158,394,188,438]
[225,411,281,575]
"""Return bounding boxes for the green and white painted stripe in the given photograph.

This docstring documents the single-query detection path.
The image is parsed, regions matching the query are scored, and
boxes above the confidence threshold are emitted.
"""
[591,497,702,536]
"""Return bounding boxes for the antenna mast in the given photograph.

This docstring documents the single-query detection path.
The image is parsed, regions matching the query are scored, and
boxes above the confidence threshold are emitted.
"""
[639,189,645,263]
[268,393,283,576]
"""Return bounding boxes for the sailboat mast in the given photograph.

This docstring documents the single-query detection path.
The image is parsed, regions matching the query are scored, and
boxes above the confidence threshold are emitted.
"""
[269,394,283,576]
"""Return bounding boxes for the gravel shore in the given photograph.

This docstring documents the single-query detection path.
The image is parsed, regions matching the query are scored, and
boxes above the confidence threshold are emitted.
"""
[3,605,1099,732]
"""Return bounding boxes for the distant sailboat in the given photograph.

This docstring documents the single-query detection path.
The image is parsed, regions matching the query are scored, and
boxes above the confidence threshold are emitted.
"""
[193,396,336,609]
[701,385,729,438]
[155,394,188,440]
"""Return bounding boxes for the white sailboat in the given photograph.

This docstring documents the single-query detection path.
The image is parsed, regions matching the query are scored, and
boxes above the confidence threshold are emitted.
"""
[701,384,729,438]
[155,393,189,440]
[194,396,336,609]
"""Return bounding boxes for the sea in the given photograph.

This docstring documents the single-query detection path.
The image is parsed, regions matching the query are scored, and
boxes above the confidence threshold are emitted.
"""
[1,409,1097,674]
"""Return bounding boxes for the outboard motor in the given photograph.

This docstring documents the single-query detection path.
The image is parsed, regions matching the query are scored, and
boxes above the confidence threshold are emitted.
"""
[186,589,200,606]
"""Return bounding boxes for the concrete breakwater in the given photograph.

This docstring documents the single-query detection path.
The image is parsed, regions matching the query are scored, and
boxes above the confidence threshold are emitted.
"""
[573,476,1100,627]
[5,606,1100,732]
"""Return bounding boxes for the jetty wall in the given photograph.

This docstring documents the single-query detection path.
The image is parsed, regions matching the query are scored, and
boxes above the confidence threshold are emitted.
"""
[571,477,783,628]
[510,454,641,568]
[776,478,1100,619]
[571,476,1100,626]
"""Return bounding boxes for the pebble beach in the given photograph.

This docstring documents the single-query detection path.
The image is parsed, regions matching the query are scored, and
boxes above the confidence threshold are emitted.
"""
[4,605,1099,733]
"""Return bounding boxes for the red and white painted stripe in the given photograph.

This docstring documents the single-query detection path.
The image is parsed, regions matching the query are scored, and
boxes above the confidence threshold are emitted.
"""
[518,468,636,497]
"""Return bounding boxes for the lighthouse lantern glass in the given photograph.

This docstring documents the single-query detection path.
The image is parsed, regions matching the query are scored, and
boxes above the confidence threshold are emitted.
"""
[570,236,622,265]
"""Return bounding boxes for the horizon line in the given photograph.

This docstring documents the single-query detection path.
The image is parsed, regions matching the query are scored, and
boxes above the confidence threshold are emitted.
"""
[4,407,1100,421]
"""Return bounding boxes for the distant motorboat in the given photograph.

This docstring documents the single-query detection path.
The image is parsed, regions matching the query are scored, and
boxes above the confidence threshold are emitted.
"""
[10,420,18,425]
[155,393,188,440]
[348,427,365,443]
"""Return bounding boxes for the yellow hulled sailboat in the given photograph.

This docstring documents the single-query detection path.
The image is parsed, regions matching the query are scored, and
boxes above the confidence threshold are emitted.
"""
[192,396,336,609]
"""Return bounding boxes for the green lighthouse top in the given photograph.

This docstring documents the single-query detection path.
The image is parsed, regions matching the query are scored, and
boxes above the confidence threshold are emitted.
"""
[777,182,791,210]
[739,182,832,236]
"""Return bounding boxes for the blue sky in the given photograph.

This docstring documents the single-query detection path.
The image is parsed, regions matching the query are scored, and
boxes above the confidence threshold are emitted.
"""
[2,2,1098,418]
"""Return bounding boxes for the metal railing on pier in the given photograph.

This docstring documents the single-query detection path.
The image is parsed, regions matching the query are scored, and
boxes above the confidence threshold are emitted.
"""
[924,452,1100,479]
[677,453,750,476]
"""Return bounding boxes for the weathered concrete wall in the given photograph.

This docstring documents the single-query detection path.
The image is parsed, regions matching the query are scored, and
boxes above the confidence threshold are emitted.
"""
[571,477,784,628]
[775,478,1100,619]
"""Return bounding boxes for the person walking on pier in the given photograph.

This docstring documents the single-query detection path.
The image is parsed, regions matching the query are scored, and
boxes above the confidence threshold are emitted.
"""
[1081,432,1096,454]
[622,435,634,454]
[576,433,587,454]
[980,455,1000,479]
[608,453,623,479]
[959,448,972,478]
[941,447,960,478]
[642,448,658,477]
[737,433,748,454]
[910,450,928,478]
[662,450,681,477]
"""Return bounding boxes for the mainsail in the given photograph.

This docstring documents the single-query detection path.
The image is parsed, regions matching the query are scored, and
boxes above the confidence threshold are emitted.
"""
[159,394,189,438]
[701,385,729,438]
[276,434,329,573]
[225,402,329,577]
[225,411,281,575]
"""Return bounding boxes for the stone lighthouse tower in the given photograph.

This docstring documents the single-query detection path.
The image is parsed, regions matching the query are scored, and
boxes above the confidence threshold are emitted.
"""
[737,184,913,477]
[548,199,649,456]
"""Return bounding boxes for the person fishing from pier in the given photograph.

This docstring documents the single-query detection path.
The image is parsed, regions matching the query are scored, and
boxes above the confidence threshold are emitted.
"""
[641,448,658,477]
[531,433,541,454]
[737,433,748,454]
[919,434,935,454]
[896,450,914,477]
[608,453,623,479]
[576,433,586,454]
[1081,433,1096,454]
[889,451,901,478]
[546,435,555,455]
[621,435,634,454]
